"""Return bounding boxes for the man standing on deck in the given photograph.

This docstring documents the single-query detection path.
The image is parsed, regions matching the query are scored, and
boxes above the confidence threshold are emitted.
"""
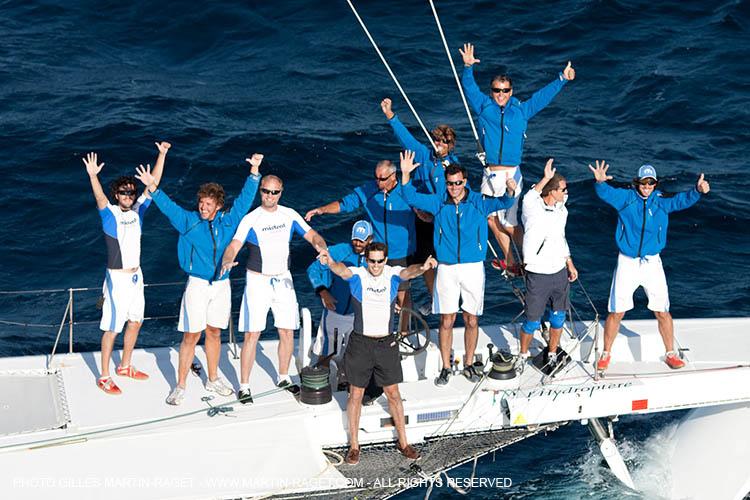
[380,97,459,308]
[319,242,435,465]
[518,159,578,368]
[589,161,710,371]
[84,141,170,395]
[460,42,575,275]
[399,151,515,386]
[304,160,416,312]
[135,153,263,405]
[220,174,328,404]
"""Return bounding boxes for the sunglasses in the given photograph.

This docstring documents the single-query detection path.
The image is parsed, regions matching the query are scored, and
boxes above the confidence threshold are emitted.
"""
[637,179,657,186]
[367,258,386,264]
[117,190,136,196]
[434,138,449,145]
[491,87,512,94]
[260,188,282,195]
[446,180,465,186]
[559,187,568,193]
[375,172,395,182]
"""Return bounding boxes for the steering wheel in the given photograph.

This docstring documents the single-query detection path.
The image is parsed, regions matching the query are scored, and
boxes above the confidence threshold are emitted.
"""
[394,306,431,356]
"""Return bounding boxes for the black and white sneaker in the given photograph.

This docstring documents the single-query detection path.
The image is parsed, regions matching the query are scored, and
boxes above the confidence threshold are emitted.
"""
[238,389,253,405]
[435,368,451,387]
[277,378,300,395]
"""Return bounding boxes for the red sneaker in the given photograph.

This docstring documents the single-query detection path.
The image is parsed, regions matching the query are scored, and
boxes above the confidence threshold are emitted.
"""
[596,351,611,371]
[116,365,149,380]
[665,352,685,370]
[97,376,122,395]
[491,258,504,271]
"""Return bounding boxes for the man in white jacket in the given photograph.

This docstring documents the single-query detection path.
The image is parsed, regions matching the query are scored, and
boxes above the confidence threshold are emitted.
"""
[519,159,578,367]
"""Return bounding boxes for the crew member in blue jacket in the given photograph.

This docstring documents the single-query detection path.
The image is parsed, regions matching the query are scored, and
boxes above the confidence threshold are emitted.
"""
[460,42,575,275]
[589,161,710,372]
[136,154,263,405]
[305,159,416,309]
[399,151,515,387]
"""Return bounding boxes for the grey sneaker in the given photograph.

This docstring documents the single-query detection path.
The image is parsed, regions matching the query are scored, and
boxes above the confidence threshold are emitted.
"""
[166,386,185,406]
[205,377,233,396]
[435,368,451,387]
[417,302,432,316]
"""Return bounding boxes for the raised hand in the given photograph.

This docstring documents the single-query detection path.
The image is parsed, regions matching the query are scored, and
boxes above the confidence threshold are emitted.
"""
[562,61,576,81]
[459,43,480,66]
[83,152,104,176]
[543,158,556,180]
[696,173,710,194]
[399,150,420,175]
[588,160,612,183]
[135,164,155,187]
[380,98,394,120]
[506,178,518,195]
[156,141,171,155]
[421,255,438,271]
[245,153,264,175]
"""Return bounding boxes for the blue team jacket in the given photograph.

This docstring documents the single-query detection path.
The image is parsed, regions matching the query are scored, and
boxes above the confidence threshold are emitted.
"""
[306,242,365,316]
[151,174,260,281]
[338,182,415,260]
[401,183,513,264]
[462,66,567,166]
[594,182,702,258]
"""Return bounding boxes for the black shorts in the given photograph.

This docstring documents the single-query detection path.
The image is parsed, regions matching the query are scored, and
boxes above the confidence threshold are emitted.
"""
[344,332,403,388]
[524,268,570,322]
[412,217,435,262]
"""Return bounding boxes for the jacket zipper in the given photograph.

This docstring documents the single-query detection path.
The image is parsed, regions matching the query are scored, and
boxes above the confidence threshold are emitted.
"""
[498,107,506,163]
[637,199,647,258]
[455,203,461,263]
[209,220,217,280]
[383,191,388,247]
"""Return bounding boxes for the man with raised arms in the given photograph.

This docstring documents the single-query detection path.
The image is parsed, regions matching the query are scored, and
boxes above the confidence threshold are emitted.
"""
[589,161,710,371]
[305,159,416,311]
[380,98,460,303]
[518,159,578,368]
[84,141,170,395]
[319,242,436,465]
[220,175,328,404]
[136,153,263,405]
[460,42,575,275]
[399,151,515,386]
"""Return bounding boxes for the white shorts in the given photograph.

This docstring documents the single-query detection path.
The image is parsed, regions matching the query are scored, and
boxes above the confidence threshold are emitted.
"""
[100,268,144,333]
[480,167,523,227]
[239,270,300,332]
[312,309,355,358]
[178,277,231,333]
[608,253,670,313]
[432,262,485,316]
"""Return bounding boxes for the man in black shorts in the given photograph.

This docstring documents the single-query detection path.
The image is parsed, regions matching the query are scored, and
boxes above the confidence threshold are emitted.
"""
[319,242,437,465]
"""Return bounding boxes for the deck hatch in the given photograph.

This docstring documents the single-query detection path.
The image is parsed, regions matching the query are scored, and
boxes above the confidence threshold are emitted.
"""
[0,369,70,437]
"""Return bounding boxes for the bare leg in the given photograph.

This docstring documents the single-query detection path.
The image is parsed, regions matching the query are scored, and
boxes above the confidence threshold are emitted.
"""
[462,311,479,366]
[204,325,222,382]
[422,268,435,296]
[240,332,261,384]
[397,288,412,332]
[119,320,142,368]
[488,215,514,265]
[654,311,675,352]
[520,331,533,354]
[347,385,365,450]
[548,327,563,353]
[507,224,524,258]
[177,332,201,388]
[100,331,117,378]
[439,313,457,368]
[602,312,626,353]
[277,328,294,375]
[383,384,408,448]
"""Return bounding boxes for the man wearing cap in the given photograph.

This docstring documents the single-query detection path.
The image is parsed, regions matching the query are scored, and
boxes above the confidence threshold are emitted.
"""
[589,160,710,371]
[307,220,373,364]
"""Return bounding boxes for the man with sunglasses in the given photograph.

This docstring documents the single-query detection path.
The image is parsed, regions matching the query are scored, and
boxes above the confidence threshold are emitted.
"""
[518,159,578,369]
[460,42,575,275]
[380,98,459,309]
[136,153,264,405]
[220,175,328,404]
[399,151,515,386]
[590,161,710,371]
[319,242,436,465]
[305,160,416,312]
[84,141,170,395]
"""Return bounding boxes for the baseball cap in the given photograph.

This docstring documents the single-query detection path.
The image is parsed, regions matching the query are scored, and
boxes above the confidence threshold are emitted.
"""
[351,220,373,241]
[637,164,658,181]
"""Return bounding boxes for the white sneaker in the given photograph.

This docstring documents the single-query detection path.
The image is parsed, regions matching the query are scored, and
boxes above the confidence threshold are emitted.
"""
[166,386,185,406]
[276,374,292,387]
[205,377,233,396]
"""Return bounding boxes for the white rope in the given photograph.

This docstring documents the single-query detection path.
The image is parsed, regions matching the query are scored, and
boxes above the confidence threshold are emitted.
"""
[345,0,438,152]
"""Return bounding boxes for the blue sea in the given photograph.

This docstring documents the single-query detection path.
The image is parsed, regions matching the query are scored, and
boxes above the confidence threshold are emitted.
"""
[1,0,749,498]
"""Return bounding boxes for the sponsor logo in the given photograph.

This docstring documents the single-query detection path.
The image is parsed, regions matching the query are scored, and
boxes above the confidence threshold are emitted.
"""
[367,286,386,294]
[261,223,287,232]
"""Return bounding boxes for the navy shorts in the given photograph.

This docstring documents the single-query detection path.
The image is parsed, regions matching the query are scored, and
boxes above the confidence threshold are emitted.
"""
[524,268,570,322]
[344,332,403,388]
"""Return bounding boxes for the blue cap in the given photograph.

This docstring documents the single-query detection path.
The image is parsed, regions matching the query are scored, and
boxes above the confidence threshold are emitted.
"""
[351,220,373,241]
[638,164,658,181]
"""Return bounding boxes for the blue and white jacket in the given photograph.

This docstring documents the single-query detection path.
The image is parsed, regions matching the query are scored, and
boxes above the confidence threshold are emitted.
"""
[150,174,260,281]
[401,183,513,264]
[594,182,702,258]
[462,66,567,166]
[306,242,366,316]
[338,182,415,260]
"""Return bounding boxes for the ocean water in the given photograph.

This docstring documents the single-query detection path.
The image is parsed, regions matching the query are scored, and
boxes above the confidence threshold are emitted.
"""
[1,0,748,498]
